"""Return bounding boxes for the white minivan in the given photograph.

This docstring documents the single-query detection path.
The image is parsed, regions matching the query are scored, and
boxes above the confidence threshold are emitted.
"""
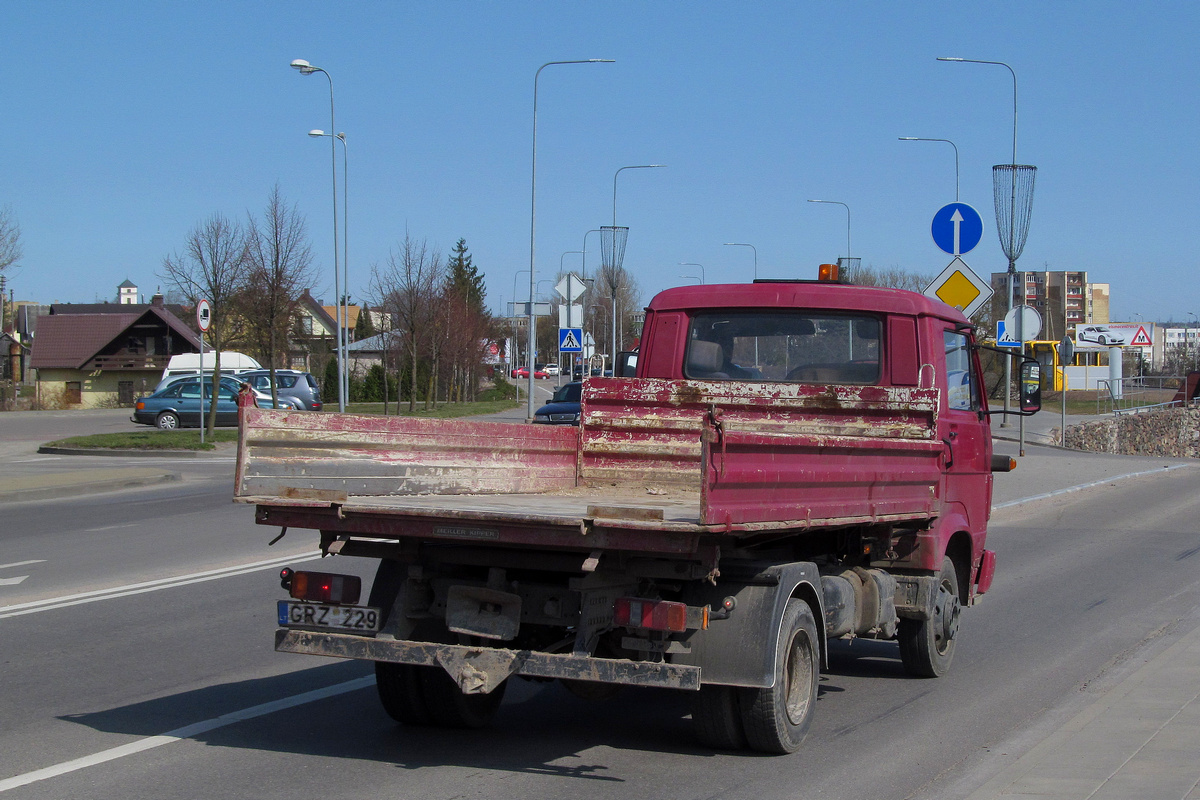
[159,352,262,385]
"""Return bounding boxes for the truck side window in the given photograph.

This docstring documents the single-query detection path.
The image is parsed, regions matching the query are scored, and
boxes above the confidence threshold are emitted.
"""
[944,330,980,411]
[685,311,880,383]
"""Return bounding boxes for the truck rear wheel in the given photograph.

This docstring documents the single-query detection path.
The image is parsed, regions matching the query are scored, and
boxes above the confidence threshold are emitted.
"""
[899,556,961,678]
[419,667,507,729]
[691,685,746,750]
[375,662,432,725]
[738,598,819,754]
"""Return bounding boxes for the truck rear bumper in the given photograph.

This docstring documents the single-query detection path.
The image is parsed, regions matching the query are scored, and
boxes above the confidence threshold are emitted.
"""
[276,629,701,693]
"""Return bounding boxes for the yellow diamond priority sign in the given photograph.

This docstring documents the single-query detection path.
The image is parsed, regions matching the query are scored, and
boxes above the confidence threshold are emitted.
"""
[923,257,992,317]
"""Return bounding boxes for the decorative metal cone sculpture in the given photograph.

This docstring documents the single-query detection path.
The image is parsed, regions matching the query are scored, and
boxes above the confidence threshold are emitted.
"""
[993,164,1037,264]
[600,225,629,271]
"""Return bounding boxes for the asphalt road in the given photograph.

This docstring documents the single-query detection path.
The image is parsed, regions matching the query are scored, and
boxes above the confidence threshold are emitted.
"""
[0,414,1197,799]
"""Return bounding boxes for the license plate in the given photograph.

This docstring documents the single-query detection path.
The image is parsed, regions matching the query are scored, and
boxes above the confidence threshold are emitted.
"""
[277,600,381,632]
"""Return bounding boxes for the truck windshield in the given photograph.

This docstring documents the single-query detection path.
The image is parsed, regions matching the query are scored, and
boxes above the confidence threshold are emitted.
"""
[685,311,881,383]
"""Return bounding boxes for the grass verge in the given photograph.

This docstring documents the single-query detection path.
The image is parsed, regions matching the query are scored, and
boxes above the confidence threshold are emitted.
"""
[45,430,239,451]
[343,399,521,418]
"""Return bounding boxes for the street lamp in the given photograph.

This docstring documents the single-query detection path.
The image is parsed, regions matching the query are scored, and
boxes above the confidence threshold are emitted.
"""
[678,275,702,285]
[291,58,344,412]
[528,59,614,418]
[938,56,1032,432]
[1188,312,1198,371]
[609,164,665,368]
[309,129,349,406]
[898,137,960,201]
[678,263,706,284]
[723,243,757,280]
[807,199,851,260]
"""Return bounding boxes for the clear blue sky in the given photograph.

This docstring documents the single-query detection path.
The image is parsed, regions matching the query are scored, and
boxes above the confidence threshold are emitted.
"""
[3,1,1197,323]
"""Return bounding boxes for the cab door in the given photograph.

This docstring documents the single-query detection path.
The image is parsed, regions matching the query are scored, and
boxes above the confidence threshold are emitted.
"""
[941,328,992,535]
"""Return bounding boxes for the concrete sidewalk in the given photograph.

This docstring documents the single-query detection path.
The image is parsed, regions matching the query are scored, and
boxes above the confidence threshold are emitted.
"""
[963,620,1200,800]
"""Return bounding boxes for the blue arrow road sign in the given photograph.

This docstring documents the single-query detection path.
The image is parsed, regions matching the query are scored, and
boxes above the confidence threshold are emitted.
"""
[931,202,984,256]
[559,328,583,353]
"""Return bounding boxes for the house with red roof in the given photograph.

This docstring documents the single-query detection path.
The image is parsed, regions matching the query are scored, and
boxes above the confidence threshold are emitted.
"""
[30,298,201,407]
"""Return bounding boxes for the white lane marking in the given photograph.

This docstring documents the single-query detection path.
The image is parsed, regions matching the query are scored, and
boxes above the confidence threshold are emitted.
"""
[0,560,46,570]
[83,523,139,533]
[993,464,1193,510]
[0,576,30,586]
[0,676,375,794]
[0,551,323,619]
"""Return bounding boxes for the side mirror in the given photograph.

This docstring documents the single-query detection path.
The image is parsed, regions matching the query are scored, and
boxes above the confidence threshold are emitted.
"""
[616,351,638,378]
[1020,360,1042,414]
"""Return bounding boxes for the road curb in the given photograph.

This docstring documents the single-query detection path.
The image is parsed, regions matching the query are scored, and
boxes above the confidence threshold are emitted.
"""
[36,446,204,458]
[0,469,182,504]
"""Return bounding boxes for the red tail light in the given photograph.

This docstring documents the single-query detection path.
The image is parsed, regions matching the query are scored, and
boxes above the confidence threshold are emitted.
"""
[287,571,361,604]
[613,597,691,632]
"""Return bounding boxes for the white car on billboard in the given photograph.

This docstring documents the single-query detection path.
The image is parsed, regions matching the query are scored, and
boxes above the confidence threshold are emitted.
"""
[1076,325,1127,347]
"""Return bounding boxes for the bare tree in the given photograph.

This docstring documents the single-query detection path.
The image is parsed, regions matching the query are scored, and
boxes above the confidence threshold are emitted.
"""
[0,206,23,276]
[242,185,315,408]
[370,235,442,413]
[160,213,250,434]
[592,264,642,359]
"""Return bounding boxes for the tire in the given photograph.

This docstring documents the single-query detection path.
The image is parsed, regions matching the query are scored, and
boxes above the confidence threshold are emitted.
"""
[420,667,507,729]
[738,599,819,754]
[368,560,506,729]
[375,662,433,725]
[691,685,746,750]
[155,411,180,430]
[899,556,962,678]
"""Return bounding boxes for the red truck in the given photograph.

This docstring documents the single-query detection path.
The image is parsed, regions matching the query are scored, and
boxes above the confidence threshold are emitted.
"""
[235,277,1039,754]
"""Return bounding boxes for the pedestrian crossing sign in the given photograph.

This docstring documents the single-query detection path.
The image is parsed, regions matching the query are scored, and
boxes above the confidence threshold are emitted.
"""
[559,328,583,353]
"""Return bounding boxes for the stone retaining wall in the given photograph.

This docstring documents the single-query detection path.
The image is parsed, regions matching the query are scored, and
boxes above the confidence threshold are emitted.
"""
[1063,408,1200,458]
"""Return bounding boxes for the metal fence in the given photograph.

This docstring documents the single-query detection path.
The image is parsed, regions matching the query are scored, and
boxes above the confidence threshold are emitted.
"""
[1096,375,1188,415]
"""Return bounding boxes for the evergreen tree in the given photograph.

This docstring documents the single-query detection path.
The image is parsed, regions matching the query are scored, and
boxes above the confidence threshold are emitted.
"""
[355,302,376,339]
[446,238,486,314]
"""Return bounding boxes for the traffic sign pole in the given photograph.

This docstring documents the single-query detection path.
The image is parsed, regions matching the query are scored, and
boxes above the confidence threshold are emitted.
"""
[196,299,211,444]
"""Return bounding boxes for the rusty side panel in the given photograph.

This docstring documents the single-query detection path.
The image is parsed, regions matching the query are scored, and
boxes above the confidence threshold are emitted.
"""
[236,408,580,501]
[583,378,943,528]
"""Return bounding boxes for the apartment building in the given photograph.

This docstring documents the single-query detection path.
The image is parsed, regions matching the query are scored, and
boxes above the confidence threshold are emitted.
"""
[990,269,1110,341]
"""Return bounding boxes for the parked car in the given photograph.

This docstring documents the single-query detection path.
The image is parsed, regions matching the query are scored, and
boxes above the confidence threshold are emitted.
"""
[1077,325,1127,347]
[152,373,292,408]
[533,381,582,425]
[237,369,323,411]
[132,375,258,429]
[511,367,550,380]
[543,364,560,376]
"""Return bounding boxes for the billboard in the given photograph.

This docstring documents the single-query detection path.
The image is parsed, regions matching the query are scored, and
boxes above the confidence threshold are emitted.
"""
[1073,323,1152,352]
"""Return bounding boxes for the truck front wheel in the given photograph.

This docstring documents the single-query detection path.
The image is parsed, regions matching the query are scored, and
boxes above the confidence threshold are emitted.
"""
[737,598,819,754]
[899,556,961,678]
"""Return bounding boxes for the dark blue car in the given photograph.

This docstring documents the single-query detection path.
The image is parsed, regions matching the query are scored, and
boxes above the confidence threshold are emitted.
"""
[131,375,255,429]
[533,381,582,425]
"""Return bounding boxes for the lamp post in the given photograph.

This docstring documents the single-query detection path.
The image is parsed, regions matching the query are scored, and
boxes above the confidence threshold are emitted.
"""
[723,243,757,280]
[1188,312,1198,372]
[898,137,960,201]
[679,275,702,285]
[678,263,706,284]
[938,57,1031,429]
[609,164,665,368]
[290,58,344,412]
[529,59,614,418]
[807,199,851,260]
[309,129,349,406]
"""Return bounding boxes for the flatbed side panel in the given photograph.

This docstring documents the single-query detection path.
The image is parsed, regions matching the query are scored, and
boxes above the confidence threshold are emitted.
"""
[236,408,580,500]
[583,379,942,527]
